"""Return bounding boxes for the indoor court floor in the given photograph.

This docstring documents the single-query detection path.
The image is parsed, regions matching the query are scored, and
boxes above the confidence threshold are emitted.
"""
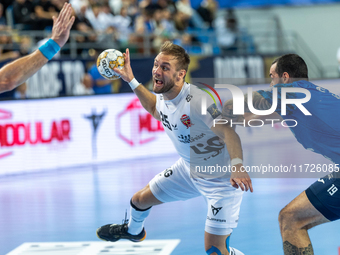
[1,152,340,255]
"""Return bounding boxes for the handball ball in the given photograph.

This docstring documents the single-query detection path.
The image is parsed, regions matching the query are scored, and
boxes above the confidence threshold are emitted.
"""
[97,49,125,80]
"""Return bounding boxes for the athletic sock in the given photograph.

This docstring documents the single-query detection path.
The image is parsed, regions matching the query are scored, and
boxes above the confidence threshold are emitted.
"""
[227,235,245,255]
[229,247,245,255]
[127,200,152,235]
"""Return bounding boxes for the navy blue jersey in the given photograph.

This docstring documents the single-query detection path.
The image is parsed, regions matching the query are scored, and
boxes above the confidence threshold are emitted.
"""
[257,80,340,167]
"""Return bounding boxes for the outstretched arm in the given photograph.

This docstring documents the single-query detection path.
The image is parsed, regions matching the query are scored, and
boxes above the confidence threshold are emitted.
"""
[113,48,161,121]
[223,91,281,126]
[0,3,75,94]
[223,91,272,118]
[211,123,253,192]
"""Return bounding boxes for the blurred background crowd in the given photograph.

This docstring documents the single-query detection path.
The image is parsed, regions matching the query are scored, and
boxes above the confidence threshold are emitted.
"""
[0,0,258,98]
[0,0,254,99]
[0,0,254,59]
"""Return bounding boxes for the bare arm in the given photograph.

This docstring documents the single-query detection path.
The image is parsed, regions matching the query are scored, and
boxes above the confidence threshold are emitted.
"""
[0,51,48,93]
[211,123,253,192]
[134,85,160,121]
[223,90,280,127]
[244,91,272,112]
[0,3,75,94]
[114,48,160,121]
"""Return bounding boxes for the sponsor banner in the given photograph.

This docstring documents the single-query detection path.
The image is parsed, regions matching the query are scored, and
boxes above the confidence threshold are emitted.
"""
[190,55,266,82]
[0,94,176,175]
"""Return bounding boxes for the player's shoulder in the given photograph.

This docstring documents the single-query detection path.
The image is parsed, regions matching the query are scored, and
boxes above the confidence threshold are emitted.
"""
[183,83,205,111]
[185,83,208,102]
[274,80,315,89]
[278,80,337,96]
[185,83,221,118]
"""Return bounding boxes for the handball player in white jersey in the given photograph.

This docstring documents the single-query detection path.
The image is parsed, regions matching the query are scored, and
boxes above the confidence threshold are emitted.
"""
[96,41,253,255]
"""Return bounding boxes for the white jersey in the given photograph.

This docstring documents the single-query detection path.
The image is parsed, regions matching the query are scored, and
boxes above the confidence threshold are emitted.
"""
[156,82,231,178]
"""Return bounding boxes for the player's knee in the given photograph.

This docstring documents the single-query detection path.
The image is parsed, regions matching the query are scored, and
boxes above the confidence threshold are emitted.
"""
[279,206,298,232]
[131,189,152,210]
[279,207,289,230]
[131,192,144,209]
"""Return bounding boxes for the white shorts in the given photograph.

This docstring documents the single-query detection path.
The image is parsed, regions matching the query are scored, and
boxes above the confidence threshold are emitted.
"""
[149,157,243,232]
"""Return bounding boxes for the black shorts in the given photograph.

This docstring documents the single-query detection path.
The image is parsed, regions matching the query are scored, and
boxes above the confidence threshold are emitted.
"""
[306,173,340,221]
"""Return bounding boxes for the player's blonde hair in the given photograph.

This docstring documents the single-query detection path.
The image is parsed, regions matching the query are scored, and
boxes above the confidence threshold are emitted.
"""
[160,41,190,73]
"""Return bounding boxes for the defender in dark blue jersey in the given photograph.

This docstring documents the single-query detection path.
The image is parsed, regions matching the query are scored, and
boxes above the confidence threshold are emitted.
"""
[224,54,340,255]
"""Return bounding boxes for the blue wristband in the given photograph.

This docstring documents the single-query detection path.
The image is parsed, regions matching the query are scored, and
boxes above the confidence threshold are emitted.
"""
[38,39,60,60]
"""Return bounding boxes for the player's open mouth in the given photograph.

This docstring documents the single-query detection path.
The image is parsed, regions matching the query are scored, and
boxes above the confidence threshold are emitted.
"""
[154,78,164,86]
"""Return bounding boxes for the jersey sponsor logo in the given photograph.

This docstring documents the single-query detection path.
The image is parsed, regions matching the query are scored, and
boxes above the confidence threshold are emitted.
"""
[171,124,178,130]
[190,136,224,160]
[180,114,192,129]
[314,86,340,99]
[317,86,340,99]
[316,86,327,93]
[211,205,222,216]
[178,133,206,144]
[317,178,325,184]
[178,135,191,144]
[207,216,226,223]
[190,133,206,142]
[163,168,173,177]
[207,104,221,119]
[186,94,193,102]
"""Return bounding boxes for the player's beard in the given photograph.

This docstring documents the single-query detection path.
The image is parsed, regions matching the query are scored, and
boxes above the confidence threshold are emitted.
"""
[153,74,176,94]
[271,77,285,87]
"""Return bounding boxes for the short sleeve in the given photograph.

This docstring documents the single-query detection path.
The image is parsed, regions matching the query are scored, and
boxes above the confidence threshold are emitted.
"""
[191,92,222,129]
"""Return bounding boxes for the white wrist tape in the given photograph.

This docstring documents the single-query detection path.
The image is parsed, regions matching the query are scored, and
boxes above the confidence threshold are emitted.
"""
[129,78,140,90]
[231,158,243,166]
